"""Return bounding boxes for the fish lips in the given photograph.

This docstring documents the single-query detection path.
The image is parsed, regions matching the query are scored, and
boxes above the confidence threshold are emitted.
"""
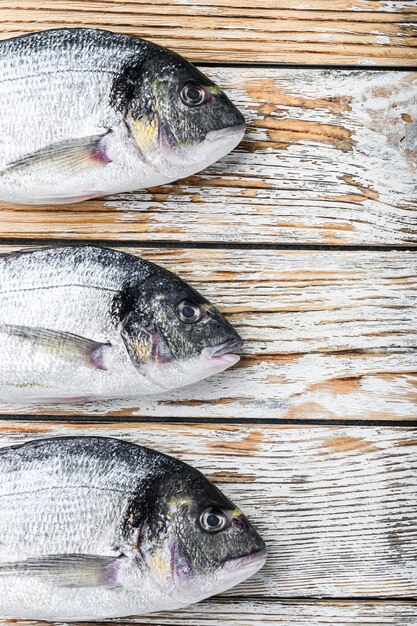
[205,123,246,144]
[201,337,243,365]
[223,546,268,574]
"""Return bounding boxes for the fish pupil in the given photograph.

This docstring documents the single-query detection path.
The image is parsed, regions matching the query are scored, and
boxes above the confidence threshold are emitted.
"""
[183,305,196,318]
[187,87,201,101]
[207,514,221,527]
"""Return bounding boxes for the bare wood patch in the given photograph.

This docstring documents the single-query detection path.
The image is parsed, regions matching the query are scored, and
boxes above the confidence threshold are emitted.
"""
[0,1,416,64]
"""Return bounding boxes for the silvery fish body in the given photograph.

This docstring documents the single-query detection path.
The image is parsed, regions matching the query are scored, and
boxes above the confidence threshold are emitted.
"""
[0,436,266,620]
[0,28,245,205]
[0,246,242,403]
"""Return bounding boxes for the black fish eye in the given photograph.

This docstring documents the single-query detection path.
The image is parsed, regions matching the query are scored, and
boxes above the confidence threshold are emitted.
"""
[180,83,208,106]
[199,508,228,533]
[177,300,203,324]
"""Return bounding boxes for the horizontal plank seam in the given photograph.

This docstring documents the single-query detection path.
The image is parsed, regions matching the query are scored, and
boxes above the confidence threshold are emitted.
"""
[1,238,417,252]
[197,62,417,71]
[211,595,417,603]
[0,416,416,427]
[4,5,417,17]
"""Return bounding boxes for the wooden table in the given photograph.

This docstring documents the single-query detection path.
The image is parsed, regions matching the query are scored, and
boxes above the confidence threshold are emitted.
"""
[0,2,416,624]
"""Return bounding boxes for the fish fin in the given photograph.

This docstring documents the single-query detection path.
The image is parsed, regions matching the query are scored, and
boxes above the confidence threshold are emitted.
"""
[13,191,102,205]
[1,132,112,177]
[0,555,123,588]
[1,324,111,370]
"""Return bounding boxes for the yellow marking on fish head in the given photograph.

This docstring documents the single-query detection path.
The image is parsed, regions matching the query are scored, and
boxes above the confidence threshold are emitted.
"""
[151,553,170,578]
[167,497,192,517]
[133,335,152,362]
[209,84,222,96]
[131,115,158,150]
[232,507,244,518]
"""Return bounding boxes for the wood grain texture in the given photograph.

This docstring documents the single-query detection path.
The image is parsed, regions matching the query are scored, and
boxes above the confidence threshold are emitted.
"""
[1,4,415,625]
[0,246,415,420]
[3,600,417,626]
[1,69,416,245]
[1,422,416,598]
[0,1,416,65]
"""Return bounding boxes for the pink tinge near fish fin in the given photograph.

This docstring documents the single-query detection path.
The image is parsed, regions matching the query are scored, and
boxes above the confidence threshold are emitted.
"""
[91,140,112,165]
[90,343,110,370]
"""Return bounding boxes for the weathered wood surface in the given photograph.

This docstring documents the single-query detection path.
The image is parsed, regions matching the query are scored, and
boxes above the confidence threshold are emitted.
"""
[1,69,416,245]
[1,422,416,598]
[0,1,416,65]
[3,600,417,626]
[1,4,416,626]
[0,246,415,420]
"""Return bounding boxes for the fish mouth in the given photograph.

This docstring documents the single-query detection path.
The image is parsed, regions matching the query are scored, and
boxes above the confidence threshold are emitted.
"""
[205,123,246,143]
[223,547,267,573]
[202,337,244,360]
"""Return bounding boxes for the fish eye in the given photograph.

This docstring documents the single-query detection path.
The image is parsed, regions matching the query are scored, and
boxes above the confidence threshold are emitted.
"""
[177,300,203,324]
[180,83,208,106]
[199,508,228,533]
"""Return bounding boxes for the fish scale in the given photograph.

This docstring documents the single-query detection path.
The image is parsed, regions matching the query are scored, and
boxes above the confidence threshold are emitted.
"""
[0,438,142,560]
[0,248,138,399]
[0,30,124,172]
[0,437,183,619]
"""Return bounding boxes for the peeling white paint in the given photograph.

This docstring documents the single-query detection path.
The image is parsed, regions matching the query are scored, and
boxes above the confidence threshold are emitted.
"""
[374,35,392,44]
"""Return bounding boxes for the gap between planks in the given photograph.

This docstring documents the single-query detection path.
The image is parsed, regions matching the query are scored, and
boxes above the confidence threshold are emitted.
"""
[0,415,417,428]
[1,239,417,252]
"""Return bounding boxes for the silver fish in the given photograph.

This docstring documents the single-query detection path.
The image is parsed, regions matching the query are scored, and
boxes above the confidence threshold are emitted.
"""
[0,246,242,403]
[0,28,246,205]
[0,436,267,620]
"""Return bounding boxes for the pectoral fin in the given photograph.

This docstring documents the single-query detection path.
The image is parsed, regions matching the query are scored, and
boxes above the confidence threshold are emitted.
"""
[1,132,112,177]
[1,324,111,370]
[0,555,123,588]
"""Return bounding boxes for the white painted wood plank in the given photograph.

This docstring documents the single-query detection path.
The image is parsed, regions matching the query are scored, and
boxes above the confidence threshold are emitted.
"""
[0,247,415,420]
[3,599,417,626]
[0,70,416,244]
[0,422,416,598]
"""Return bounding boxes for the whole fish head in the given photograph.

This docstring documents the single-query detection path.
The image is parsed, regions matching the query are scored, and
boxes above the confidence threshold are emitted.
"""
[119,265,243,391]
[124,45,246,180]
[127,465,267,604]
